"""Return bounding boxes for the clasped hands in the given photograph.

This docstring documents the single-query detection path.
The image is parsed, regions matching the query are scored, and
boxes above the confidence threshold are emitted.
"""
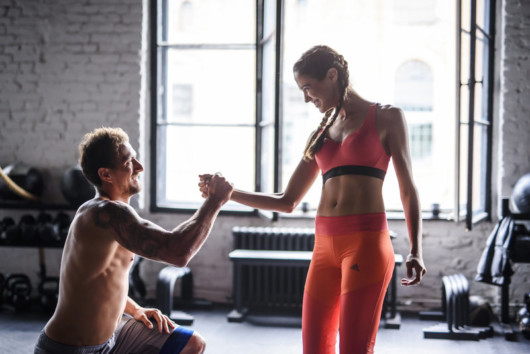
[198,173,233,203]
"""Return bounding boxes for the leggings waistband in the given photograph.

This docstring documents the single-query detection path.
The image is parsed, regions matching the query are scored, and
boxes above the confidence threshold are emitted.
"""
[315,213,388,235]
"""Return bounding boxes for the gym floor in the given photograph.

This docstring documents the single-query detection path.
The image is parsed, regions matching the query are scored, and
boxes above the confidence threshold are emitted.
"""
[1,304,529,354]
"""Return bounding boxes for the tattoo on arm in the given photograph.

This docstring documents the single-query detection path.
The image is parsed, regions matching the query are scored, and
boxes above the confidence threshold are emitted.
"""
[93,203,169,259]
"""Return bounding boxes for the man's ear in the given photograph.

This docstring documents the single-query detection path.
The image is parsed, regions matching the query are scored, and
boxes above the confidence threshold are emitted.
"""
[98,167,112,184]
[327,67,338,82]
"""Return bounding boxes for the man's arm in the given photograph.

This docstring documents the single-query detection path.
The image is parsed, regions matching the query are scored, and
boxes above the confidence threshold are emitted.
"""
[92,174,232,266]
[124,296,176,334]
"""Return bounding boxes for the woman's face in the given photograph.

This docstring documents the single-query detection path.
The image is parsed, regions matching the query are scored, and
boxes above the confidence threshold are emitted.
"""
[294,68,339,113]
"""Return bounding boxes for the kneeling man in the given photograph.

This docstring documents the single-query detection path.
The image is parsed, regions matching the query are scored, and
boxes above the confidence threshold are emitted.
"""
[35,127,233,354]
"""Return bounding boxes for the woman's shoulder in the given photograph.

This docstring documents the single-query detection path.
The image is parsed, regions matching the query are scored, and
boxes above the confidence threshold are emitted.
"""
[374,103,406,127]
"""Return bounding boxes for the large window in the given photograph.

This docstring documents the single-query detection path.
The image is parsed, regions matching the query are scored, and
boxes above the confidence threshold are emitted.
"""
[151,0,496,227]
[151,0,256,212]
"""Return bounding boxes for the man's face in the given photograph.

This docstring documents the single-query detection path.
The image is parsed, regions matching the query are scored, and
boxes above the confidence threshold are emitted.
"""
[111,143,144,196]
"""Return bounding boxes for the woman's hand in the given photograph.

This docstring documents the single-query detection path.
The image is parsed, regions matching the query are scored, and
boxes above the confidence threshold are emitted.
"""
[132,307,177,334]
[401,253,426,286]
[198,174,213,198]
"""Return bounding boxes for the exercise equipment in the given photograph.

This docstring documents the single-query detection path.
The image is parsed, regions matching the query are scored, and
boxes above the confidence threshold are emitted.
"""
[423,273,493,340]
[19,214,38,244]
[55,212,71,242]
[5,273,32,311]
[517,292,530,339]
[38,248,59,312]
[61,166,95,207]
[38,276,59,312]
[37,211,60,244]
[0,217,15,243]
[0,164,43,201]
[511,173,530,214]
[156,266,194,325]
[128,256,147,305]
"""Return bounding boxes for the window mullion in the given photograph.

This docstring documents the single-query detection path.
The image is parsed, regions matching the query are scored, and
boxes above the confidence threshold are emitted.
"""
[465,0,477,231]
[272,0,284,221]
[455,0,462,223]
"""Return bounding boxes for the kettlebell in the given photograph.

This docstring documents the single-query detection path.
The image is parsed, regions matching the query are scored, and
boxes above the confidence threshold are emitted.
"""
[39,277,59,312]
[5,274,32,311]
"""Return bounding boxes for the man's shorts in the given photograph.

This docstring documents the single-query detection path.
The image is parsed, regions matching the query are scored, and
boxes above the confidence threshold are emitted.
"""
[34,316,194,354]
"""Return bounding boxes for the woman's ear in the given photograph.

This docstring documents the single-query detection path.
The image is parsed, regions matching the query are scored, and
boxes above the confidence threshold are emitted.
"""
[327,67,338,82]
[98,167,112,184]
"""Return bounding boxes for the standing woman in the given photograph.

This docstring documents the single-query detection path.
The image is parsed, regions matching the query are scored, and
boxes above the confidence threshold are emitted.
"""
[200,45,426,354]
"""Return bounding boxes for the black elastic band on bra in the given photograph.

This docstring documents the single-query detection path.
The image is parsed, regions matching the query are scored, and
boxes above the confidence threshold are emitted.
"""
[322,165,386,183]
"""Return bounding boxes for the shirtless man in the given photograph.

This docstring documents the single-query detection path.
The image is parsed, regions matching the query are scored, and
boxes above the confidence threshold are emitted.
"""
[34,127,233,354]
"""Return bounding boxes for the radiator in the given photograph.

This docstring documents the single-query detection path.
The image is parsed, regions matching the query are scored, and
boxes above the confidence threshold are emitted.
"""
[232,226,315,311]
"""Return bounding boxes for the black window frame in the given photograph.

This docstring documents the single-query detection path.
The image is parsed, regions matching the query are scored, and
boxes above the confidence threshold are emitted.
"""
[149,0,497,229]
[455,0,496,230]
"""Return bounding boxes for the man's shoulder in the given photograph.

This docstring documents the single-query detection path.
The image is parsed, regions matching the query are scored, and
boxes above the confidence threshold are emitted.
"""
[75,199,134,228]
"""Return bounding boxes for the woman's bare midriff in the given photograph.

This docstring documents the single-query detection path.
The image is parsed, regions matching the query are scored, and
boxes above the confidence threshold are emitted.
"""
[317,174,386,216]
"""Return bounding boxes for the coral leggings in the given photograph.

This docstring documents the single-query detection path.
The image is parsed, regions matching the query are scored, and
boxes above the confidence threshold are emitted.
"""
[303,213,395,354]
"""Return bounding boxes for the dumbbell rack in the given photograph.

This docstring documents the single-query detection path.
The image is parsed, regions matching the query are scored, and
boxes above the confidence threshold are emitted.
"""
[0,202,73,312]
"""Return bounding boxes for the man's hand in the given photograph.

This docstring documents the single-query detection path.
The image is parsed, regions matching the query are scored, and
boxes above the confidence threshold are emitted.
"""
[199,173,232,204]
[401,254,426,286]
[132,307,177,334]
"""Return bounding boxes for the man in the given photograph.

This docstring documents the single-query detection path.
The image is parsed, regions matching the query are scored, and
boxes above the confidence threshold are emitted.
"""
[35,127,233,354]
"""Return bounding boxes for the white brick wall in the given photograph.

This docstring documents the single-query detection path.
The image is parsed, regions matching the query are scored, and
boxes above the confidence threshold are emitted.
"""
[0,0,529,315]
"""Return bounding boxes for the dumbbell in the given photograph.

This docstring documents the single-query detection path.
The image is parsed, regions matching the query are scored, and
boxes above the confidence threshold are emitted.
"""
[37,212,60,245]
[38,276,59,312]
[55,212,71,242]
[5,274,32,311]
[19,214,38,244]
[3,217,19,244]
[0,217,15,244]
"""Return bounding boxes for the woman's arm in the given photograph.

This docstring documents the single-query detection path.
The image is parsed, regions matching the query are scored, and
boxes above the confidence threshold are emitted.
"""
[383,106,426,286]
[200,158,320,213]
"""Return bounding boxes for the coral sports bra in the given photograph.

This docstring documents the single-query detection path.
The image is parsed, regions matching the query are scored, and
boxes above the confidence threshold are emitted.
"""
[315,104,390,183]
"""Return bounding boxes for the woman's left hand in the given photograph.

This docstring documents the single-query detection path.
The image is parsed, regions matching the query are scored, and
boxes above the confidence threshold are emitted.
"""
[401,254,426,286]
[132,307,177,334]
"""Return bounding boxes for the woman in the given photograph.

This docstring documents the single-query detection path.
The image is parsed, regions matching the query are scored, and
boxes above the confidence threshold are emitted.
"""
[200,45,426,354]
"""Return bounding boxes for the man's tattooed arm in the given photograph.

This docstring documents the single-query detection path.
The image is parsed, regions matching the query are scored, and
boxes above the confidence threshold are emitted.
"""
[91,199,223,266]
[92,201,171,260]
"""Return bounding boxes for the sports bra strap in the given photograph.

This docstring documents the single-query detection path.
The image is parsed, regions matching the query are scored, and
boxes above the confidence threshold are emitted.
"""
[322,165,386,183]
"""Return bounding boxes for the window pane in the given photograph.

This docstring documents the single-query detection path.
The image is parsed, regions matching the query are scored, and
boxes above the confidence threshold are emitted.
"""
[158,125,255,210]
[260,125,275,194]
[393,0,437,25]
[164,48,255,125]
[472,123,488,217]
[395,60,433,111]
[459,122,469,218]
[164,0,255,44]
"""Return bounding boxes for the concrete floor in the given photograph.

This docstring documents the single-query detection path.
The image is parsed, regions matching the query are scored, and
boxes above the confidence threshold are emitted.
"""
[1,305,530,353]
